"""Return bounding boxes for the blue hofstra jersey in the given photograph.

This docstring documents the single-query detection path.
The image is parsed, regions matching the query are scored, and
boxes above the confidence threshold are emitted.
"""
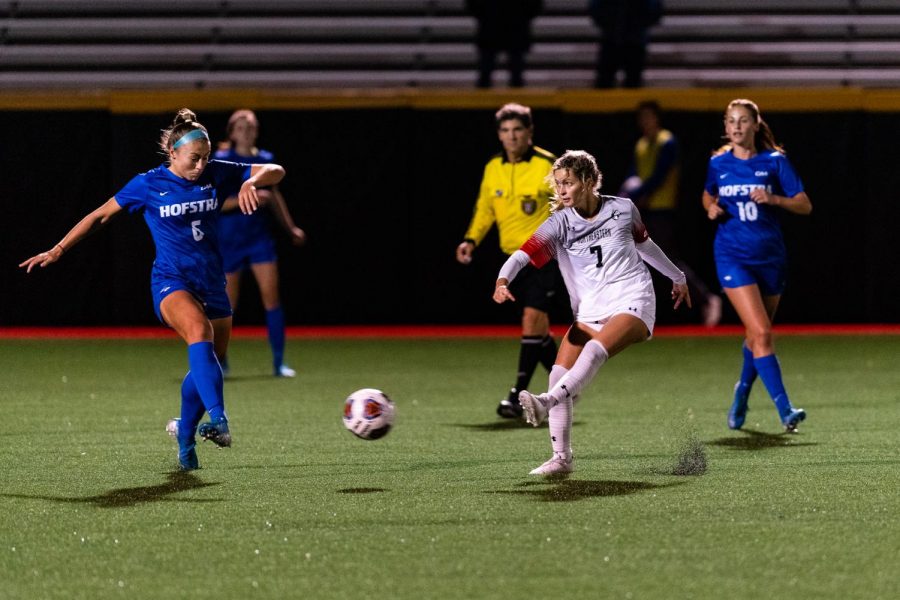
[115,160,251,290]
[704,150,804,264]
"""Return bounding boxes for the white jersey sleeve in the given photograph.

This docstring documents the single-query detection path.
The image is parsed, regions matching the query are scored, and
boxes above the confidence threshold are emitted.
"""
[497,250,531,283]
[518,213,563,269]
[630,202,686,284]
[636,238,686,284]
[497,214,564,285]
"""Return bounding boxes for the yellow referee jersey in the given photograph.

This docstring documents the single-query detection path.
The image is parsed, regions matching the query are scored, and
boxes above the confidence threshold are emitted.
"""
[463,145,556,255]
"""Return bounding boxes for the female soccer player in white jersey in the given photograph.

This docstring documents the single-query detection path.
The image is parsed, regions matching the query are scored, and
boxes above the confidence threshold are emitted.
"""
[493,150,690,476]
[20,109,285,471]
[702,99,812,433]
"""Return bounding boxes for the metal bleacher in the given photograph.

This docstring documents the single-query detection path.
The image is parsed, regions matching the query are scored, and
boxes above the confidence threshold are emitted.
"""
[1,0,898,90]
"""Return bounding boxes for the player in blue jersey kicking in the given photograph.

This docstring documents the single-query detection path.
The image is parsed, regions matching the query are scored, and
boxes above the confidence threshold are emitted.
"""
[701,99,812,433]
[20,108,286,470]
[215,109,305,378]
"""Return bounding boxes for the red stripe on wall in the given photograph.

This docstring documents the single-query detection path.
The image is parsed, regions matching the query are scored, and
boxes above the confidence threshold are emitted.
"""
[1,324,898,339]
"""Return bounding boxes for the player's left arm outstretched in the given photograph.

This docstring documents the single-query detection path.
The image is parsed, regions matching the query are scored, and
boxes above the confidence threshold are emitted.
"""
[19,197,123,272]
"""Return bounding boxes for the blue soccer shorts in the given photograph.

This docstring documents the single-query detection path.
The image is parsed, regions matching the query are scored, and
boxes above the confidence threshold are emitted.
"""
[151,275,233,325]
[715,257,786,296]
[221,236,277,275]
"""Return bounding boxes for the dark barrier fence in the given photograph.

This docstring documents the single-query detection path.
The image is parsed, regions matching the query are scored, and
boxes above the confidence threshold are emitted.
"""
[2,94,898,326]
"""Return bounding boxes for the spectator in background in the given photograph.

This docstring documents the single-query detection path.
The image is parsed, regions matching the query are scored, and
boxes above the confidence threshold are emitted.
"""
[467,0,543,88]
[620,100,721,327]
[589,0,662,88]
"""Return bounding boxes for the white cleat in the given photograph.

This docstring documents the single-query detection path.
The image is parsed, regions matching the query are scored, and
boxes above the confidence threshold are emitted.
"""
[166,418,180,437]
[276,365,297,378]
[518,390,550,427]
[529,454,575,476]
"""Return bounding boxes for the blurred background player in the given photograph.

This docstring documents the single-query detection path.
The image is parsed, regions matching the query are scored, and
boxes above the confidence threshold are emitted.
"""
[20,108,286,470]
[494,150,690,475]
[455,103,559,418]
[702,98,812,432]
[619,100,721,326]
[215,109,306,378]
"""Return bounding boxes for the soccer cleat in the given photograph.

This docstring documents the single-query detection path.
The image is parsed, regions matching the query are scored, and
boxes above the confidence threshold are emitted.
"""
[782,408,806,433]
[728,382,751,430]
[496,398,523,419]
[275,364,296,378]
[198,416,232,447]
[166,417,180,437]
[518,390,550,427]
[529,454,575,476]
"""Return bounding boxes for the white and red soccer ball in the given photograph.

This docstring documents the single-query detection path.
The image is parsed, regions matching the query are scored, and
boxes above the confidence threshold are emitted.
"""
[343,388,395,440]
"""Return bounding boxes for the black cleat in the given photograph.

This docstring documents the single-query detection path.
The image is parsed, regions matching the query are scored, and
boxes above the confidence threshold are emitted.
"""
[496,399,523,419]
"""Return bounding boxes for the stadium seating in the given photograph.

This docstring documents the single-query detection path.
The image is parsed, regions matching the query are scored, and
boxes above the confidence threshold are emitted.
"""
[0,0,898,89]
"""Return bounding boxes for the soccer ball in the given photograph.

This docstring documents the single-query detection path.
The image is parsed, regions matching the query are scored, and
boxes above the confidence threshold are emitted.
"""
[343,388,395,440]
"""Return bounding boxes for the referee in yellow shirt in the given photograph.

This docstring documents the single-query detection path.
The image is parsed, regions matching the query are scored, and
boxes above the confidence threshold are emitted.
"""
[456,103,560,418]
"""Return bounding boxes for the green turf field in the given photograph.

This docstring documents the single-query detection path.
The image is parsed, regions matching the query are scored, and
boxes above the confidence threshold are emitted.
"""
[0,334,897,599]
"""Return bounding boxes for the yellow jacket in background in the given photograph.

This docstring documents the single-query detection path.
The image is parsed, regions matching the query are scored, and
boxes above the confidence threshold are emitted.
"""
[634,129,680,211]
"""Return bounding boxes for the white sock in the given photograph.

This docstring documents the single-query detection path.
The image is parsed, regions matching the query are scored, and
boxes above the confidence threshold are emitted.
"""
[548,340,608,405]
[548,364,567,397]
[548,365,572,457]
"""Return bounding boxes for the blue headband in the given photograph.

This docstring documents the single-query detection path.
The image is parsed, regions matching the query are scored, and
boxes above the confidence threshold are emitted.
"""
[172,129,209,149]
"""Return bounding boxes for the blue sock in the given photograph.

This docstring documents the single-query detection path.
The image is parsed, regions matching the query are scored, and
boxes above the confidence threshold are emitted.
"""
[739,344,757,387]
[734,344,757,402]
[187,341,226,422]
[266,306,286,372]
[179,372,206,435]
[754,354,793,419]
